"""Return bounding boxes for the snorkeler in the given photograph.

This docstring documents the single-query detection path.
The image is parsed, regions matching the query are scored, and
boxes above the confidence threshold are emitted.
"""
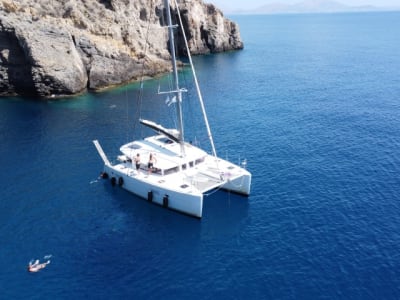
[27,259,50,273]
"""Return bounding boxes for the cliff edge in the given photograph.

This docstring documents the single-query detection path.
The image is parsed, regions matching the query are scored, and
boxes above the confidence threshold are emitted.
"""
[0,0,243,98]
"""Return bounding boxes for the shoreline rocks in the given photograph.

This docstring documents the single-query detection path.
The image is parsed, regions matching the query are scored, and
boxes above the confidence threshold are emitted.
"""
[0,0,243,99]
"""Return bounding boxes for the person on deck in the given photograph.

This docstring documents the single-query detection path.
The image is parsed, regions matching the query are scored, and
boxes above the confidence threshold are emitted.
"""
[148,153,157,174]
[134,153,141,173]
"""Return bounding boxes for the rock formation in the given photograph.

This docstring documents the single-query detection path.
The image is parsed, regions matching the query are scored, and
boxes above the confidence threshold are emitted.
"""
[0,0,243,98]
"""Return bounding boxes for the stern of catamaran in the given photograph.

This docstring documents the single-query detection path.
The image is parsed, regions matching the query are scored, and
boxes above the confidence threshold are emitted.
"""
[188,155,251,196]
[221,169,252,196]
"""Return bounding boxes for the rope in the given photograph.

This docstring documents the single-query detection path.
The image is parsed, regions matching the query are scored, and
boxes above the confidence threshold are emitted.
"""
[204,185,224,196]
[133,0,156,139]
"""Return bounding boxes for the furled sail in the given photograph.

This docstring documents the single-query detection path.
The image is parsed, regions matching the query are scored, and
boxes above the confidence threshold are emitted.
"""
[139,119,180,143]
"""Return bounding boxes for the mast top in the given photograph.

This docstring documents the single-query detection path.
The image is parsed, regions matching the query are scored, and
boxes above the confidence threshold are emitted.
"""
[165,0,186,157]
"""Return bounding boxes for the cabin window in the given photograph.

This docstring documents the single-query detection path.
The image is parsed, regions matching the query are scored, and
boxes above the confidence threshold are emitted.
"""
[195,157,205,165]
[164,167,179,175]
[128,144,141,149]
[157,137,174,144]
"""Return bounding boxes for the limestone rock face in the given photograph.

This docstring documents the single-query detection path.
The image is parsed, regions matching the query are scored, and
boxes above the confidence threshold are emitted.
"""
[0,0,243,98]
[0,18,35,96]
[176,1,243,55]
[12,18,87,97]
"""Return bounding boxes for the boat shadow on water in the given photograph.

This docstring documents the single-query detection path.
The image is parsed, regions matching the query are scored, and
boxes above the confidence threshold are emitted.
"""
[101,180,249,226]
[202,190,249,220]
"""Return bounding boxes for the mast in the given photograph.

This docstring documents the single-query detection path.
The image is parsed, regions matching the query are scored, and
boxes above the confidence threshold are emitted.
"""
[165,0,185,157]
[173,0,217,157]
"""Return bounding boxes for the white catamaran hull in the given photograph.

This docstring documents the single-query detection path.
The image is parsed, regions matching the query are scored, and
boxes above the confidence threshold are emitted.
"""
[221,174,252,196]
[94,138,250,218]
[103,164,204,218]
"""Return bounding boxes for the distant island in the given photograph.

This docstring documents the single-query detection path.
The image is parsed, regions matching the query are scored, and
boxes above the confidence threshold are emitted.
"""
[231,0,400,14]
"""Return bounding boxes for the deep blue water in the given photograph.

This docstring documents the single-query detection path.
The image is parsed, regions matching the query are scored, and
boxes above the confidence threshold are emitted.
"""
[1,12,400,299]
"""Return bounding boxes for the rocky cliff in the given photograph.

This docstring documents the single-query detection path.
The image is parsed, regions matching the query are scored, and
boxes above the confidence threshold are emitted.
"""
[0,0,243,98]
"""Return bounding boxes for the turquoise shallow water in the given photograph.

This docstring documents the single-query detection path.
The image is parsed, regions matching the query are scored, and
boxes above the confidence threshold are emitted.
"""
[1,12,400,299]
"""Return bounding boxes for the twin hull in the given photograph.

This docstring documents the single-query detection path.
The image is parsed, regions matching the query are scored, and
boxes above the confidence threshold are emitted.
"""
[104,164,204,218]
[94,137,251,218]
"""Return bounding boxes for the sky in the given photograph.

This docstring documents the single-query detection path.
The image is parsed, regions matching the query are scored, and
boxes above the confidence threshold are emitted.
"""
[208,0,400,12]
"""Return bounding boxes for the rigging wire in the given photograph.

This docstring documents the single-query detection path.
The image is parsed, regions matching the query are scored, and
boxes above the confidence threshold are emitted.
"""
[173,0,218,158]
[158,2,181,132]
[125,1,148,143]
[134,0,156,140]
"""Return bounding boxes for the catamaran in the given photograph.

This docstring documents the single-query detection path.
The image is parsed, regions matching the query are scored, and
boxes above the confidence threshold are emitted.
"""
[93,0,251,218]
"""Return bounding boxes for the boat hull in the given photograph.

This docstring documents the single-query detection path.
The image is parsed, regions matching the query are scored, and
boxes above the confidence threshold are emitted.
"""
[221,171,252,196]
[104,164,204,218]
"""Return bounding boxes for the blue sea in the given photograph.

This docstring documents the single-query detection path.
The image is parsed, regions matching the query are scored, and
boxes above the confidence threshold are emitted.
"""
[1,12,400,299]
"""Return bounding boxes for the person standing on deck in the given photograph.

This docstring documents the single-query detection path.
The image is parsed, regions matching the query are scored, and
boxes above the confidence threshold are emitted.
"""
[134,153,141,173]
[148,153,156,174]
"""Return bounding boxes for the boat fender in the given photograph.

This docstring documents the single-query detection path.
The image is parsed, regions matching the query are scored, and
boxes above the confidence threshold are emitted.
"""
[147,191,153,202]
[118,177,124,187]
[111,177,116,186]
[163,195,169,208]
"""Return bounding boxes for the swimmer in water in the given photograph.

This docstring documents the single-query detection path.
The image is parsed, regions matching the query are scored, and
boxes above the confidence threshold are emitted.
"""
[27,259,50,273]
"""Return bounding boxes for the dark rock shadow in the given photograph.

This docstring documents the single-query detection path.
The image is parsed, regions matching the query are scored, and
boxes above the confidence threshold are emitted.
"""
[0,26,37,97]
